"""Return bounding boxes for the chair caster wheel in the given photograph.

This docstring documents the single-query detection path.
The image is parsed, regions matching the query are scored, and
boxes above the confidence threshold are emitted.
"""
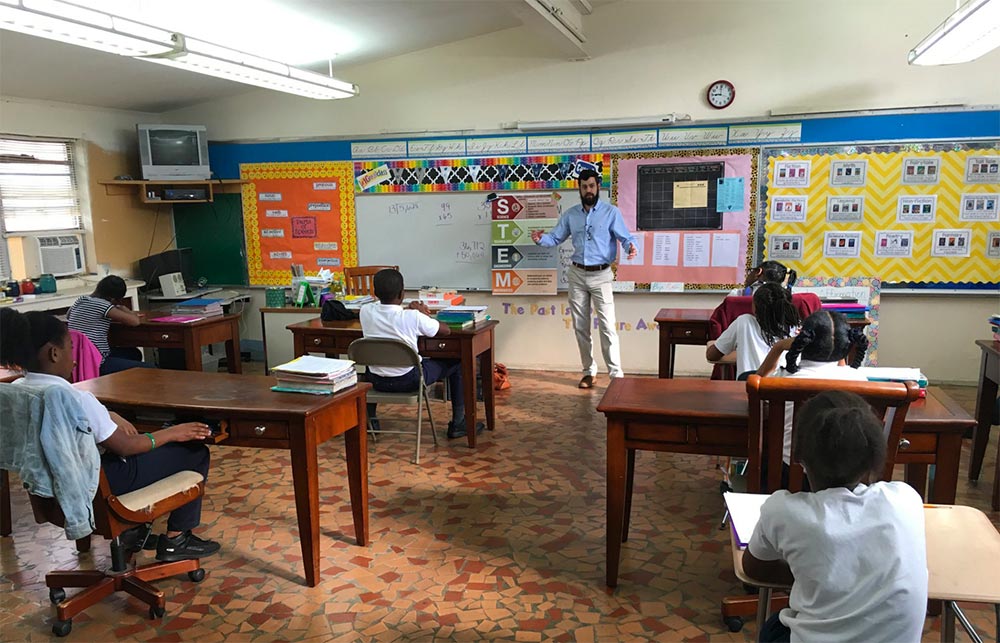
[49,588,66,604]
[52,619,72,637]
[149,605,165,619]
[188,568,206,582]
[724,616,744,632]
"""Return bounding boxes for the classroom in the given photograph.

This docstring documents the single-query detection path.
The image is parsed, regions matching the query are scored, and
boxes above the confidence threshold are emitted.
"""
[1,0,999,641]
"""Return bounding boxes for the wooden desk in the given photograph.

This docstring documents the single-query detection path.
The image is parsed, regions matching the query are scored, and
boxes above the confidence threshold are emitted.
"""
[597,378,974,587]
[970,340,1000,510]
[287,318,498,448]
[75,369,371,587]
[654,307,872,379]
[109,314,242,374]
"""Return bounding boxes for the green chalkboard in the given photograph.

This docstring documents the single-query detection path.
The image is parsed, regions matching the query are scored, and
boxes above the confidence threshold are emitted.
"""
[173,193,248,286]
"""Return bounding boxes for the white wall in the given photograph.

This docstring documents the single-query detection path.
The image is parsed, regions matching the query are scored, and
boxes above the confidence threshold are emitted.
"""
[164,0,1000,140]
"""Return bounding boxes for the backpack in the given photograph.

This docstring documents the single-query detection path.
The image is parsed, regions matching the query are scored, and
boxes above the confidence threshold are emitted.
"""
[493,363,511,391]
[321,299,359,321]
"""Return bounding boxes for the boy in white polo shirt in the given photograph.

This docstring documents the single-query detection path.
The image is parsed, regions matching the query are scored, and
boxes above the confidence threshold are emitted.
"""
[744,390,928,642]
[360,269,483,439]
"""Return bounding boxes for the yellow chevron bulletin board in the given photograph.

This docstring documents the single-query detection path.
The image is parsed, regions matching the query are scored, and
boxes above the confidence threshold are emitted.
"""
[763,143,999,284]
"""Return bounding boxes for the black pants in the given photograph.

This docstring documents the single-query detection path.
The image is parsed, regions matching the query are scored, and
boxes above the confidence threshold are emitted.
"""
[366,359,463,422]
[759,611,790,642]
[102,441,210,532]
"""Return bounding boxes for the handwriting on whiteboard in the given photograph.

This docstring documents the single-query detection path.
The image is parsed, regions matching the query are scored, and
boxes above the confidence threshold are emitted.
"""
[528,135,591,153]
[456,240,486,263]
[467,136,527,155]
[591,130,657,151]
[436,202,454,226]
[728,123,802,143]
[388,201,419,215]
[351,141,407,159]
[408,139,467,157]
[658,127,728,146]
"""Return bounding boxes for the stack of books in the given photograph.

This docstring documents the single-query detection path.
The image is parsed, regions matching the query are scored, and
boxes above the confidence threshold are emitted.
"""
[437,305,488,330]
[990,314,1000,341]
[171,297,224,318]
[271,355,358,395]
[820,301,869,320]
[417,288,465,309]
[340,294,376,309]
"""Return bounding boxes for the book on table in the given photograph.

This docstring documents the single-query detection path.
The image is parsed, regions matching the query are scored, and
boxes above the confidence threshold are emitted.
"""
[437,305,488,325]
[172,297,224,317]
[271,355,358,394]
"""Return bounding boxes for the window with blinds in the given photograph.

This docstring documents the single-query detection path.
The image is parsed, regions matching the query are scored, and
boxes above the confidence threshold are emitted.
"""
[0,137,82,233]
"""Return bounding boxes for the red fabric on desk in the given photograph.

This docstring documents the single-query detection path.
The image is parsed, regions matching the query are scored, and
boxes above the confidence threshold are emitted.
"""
[707,293,822,379]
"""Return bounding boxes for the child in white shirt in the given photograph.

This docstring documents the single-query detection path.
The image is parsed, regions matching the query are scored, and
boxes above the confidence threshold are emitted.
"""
[707,283,800,378]
[744,390,928,643]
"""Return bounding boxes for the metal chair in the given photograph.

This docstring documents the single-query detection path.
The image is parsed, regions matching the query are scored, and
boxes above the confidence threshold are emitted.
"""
[348,338,437,464]
[344,265,398,296]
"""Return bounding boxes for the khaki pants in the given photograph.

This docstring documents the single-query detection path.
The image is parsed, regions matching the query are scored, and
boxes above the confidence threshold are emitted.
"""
[567,265,623,378]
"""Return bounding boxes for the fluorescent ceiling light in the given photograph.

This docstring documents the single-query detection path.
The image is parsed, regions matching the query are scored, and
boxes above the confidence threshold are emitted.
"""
[0,0,358,99]
[908,0,1000,65]
[517,114,691,131]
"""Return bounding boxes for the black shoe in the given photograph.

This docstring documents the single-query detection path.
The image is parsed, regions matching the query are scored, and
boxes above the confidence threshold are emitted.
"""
[119,525,158,554]
[447,421,485,439]
[155,531,221,562]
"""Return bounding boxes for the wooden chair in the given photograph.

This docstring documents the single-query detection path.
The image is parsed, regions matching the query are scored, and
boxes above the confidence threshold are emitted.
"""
[720,374,921,633]
[344,265,398,296]
[348,338,437,464]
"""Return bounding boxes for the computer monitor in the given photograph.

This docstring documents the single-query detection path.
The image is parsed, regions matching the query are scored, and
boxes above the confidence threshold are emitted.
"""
[138,248,194,292]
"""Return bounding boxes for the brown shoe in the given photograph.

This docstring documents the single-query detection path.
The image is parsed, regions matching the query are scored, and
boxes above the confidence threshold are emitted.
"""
[578,375,595,389]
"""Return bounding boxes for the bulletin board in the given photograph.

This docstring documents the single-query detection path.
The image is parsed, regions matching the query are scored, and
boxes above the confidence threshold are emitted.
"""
[240,161,357,286]
[611,148,758,288]
[762,142,999,284]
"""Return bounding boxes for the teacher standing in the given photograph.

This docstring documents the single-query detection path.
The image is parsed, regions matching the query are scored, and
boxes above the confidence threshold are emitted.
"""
[531,169,637,389]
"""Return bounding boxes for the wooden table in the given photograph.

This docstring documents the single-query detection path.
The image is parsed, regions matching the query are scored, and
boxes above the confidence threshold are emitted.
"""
[109,314,242,374]
[75,369,371,587]
[287,318,498,448]
[597,377,974,587]
[970,340,1000,511]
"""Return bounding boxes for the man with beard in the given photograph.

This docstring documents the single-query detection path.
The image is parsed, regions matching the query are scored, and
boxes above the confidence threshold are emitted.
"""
[530,169,637,388]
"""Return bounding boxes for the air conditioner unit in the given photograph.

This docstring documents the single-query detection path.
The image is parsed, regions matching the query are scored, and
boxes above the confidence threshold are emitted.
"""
[7,234,85,279]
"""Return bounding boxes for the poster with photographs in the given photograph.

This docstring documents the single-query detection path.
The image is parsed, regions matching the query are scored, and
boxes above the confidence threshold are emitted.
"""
[959,193,999,221]
[773,160,811,188]
[769,234,804,260]
[873,230,913,258]
[826,196,865,222]
[770,195,808,222]
[823,231,862,258]
[988,231,1000,259]
[931,229,971,257]
[965,156,1000,184]
[896,195,937,223]
[829,160,868,187]
[901,157,941,185]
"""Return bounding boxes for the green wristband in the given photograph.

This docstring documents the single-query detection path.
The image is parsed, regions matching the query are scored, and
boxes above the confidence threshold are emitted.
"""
[145,432,156,450]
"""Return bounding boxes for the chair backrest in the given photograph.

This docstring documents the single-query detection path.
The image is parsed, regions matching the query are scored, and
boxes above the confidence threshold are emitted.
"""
[348,338,421,370]
[745,374,920,493]
[344,265,398,296]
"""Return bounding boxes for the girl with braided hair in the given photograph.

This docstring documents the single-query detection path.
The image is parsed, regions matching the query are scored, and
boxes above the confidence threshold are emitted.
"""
[729,260,797,296]
[756,310,870,464]
[706,282,801,378]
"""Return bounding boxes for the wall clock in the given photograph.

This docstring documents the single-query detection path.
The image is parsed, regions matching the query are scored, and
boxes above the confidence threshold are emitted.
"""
[707,80,735,109]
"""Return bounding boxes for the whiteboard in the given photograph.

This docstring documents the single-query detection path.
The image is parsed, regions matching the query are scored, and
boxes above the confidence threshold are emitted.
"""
[356,190,600,290]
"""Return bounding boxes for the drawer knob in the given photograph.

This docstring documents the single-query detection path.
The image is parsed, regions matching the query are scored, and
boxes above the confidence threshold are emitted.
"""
[438,342,446,349]
[161,333,170,340]
[684,330,692,336]
[898,438,910,451]
[254,425,266,436]
[313,338,322,345]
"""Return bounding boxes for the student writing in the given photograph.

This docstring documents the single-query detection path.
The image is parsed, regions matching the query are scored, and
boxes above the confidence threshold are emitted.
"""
[743,390,928,642]
[67,275,152,375]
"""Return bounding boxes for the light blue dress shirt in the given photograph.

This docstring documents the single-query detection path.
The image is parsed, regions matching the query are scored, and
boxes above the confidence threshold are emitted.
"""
[536,200,636,266]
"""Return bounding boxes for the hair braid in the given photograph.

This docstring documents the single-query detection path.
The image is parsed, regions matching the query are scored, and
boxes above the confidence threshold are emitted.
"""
[847,327,869,368]
[784,327,815,373]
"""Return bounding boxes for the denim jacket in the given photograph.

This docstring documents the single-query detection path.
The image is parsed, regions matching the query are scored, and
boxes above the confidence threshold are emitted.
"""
[0,383,100,540]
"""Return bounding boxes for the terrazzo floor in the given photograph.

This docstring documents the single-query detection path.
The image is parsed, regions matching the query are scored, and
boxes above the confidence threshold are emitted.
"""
[1,368,997,642]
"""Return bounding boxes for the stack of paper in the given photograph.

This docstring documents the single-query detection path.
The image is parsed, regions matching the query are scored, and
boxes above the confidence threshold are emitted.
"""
[171,298,223,318]
[340,295,376,309]
[417,289,465,309]
[271,355,357,395]
[723,492,770,548]
[437,305,488,330]
[855,366,929,389]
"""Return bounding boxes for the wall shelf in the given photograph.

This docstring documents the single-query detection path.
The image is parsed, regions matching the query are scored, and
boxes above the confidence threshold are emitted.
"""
[97,179,247,204]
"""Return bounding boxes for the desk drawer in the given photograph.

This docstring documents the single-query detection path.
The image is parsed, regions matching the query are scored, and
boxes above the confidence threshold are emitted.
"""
[627,421,745,448]
[112,327,182,346]
[232,419,289,441]
[899,432,936,455]
[419,337,461,357]
[304,334,340,351]
[666,324,708,342]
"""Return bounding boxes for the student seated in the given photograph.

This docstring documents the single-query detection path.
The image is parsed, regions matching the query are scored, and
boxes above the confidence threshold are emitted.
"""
[729,260,796,296]
[360,269,483,440]
[744,390,928,642]
[1,308,220,561]
[757,310,869,466]
[706,283,800,379]
[68,275,152,375]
